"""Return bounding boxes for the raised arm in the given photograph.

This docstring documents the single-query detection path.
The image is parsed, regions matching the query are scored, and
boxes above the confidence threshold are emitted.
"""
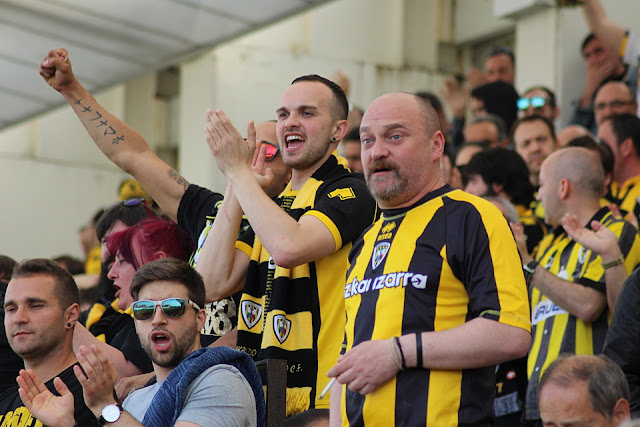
[39,48,189,221]
[582,0,626,54]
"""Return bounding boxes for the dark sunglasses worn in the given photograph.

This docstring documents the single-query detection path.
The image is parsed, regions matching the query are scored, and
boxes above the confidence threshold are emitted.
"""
[132,298,201,320]
[517,97,547,110]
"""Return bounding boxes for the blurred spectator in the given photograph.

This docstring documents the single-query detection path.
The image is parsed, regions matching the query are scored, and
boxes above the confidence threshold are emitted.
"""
[538,354,631,426]
[341,128,362,173]
[517,86,560,121]
[331,70,364,132]
[79,207,104,275]
[557,124,591,147]
[511,115,558,187]
[598,114,640,223]
[415,91,451,136]
[450,142,486,189]
[594,81,638,127]
[0,255,16,283]
[467,47,516,89]
[464,114,509,148]
[52,254,85,275]
[569,29,636,133]
[470,81,519,135]
[465,147,547,253]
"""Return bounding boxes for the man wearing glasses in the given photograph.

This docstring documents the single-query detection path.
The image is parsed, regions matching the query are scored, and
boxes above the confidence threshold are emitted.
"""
[517,86,560,122]
[38,49,291,347]
[593,81,638,127]
[17,258,265,427]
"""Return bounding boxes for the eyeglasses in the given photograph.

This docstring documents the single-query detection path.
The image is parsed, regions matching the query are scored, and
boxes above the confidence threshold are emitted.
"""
[517,97,547,110]
[594,100,634,112]
[106,197,153,217]
[131,298,201,320]
[261,141,280,161]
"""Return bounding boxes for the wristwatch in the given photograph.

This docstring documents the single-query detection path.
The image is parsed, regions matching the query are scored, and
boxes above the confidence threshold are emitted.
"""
[523,259,539,285]
[97,403,123,425]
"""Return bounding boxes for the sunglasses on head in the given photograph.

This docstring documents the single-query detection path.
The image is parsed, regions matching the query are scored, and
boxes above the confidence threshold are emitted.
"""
[131,298,201,320]
[517,97,547,110]
[106,197,153,217]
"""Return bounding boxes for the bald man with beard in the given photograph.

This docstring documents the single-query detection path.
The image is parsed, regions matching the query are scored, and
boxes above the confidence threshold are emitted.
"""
[511,147,640,424]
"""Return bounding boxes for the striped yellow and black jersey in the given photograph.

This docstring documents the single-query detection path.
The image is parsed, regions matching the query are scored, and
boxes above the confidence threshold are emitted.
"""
[341,185,531,426]
[525,207,640,420]
[516,204,548,254]
[609,175,640,222]
[235,155,378,412]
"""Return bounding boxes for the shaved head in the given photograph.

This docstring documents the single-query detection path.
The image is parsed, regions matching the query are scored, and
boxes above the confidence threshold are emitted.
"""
[547,147,604,198]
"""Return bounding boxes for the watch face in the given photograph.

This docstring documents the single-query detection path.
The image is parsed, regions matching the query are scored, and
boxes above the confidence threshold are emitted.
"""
[102,404,121,422]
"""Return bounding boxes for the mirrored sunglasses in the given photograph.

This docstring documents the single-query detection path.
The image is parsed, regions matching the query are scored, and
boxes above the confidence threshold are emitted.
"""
[261,141,280,161]
[131,298,201,320]
[517,97,547,110]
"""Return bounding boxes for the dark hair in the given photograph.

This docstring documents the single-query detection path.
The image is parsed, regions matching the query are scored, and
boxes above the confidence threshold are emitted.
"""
[96,200,159,242]
[414,91,444,113]
[12,258,79,309]
[0,255,16,282]
[581,33,597,54]
[283,409,330,426]
[52,255,85,275]
[471,81,519,132]
[487,46,515,65]
[539,354,629,421]
[130,258,205,308]
[603,113,640,156]
[469,114,508,142]
[464,147,534,206]
[106,218,194,270]
[523,86,557,108]
[291,75,349,121]
[510,114,557,144]
[567,135,614,178]
[343,127,360,143]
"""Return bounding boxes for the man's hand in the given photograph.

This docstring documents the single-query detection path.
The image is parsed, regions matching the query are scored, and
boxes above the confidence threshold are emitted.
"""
[510,222,532,263]
[581,60,616,106]
[441,78,469,119]
[327,339,399,396]
[204,109,254,177]
[74,345,119,416]
[39,48,78,93]
[250,130,275,191]
[17,369,76,427]
[115,372,155,402]
[466,68,487,89]
[562,213,622,262]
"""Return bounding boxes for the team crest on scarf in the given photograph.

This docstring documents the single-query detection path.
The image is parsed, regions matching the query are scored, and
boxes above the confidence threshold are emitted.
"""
[273,314,291,344]
[372,242,391,270]
[241,301,262,329]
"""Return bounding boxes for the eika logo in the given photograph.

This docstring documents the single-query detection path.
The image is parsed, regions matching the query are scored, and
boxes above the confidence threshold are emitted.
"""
[372,242,390,269]
[241,301,262,329]
[328,188,356,200]
[344,272,428,298]
[273,314,291,344]
[268,256,277,270]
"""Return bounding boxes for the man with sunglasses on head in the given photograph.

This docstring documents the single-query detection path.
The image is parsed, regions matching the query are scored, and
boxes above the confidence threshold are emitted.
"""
[200,75,378,414]
[517,86,560,122]
[39,49,291,348]
[17,258,265,427]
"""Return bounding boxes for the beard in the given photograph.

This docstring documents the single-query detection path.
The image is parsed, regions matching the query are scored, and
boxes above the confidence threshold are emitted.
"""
[365,159,409,205]
[142,325,199,369]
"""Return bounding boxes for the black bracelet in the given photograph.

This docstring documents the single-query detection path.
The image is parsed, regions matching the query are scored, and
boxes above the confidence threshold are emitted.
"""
[395,337,406,370]
[415,333,423,368]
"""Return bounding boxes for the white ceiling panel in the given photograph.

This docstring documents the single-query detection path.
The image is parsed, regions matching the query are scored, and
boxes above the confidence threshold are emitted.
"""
[0,0,333,130]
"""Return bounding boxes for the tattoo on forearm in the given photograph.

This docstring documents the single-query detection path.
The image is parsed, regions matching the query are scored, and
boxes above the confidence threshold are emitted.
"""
[169,169,189,191]
[74,99,126,144]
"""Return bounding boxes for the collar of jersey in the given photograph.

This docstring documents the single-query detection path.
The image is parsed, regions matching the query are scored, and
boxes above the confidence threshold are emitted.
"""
[382,184,453,220]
